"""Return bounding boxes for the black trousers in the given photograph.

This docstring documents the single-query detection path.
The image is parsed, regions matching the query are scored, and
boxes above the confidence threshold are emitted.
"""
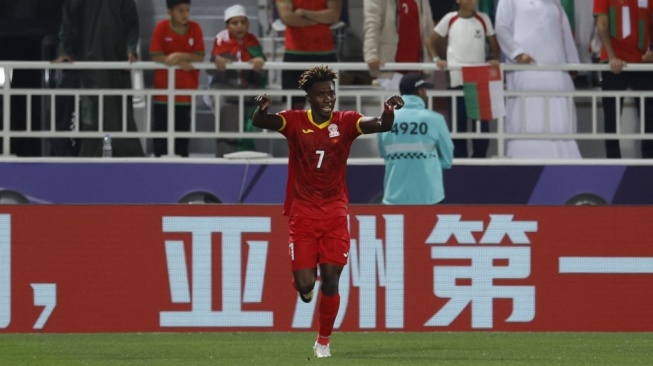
[451,87,489,158]
[152,103,191,157]
[600,70,653,158]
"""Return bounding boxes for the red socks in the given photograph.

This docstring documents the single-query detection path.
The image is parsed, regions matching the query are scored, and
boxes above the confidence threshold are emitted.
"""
[316,292,340,345]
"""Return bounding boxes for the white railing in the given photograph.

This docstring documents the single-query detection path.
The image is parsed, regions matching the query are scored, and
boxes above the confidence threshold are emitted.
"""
[2,61,653,160]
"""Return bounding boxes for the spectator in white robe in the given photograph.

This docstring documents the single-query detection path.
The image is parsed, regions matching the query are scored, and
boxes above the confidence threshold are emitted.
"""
[495,0,582,159]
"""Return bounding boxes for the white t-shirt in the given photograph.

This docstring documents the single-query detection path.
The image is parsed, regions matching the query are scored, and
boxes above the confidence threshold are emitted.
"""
[434,11,495,87]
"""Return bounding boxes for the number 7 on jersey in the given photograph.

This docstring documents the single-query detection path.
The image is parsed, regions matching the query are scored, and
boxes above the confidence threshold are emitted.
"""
[315,150,325,169]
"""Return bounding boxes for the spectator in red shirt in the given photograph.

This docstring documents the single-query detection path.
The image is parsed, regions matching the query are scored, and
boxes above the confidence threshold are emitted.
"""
[594,0,653,158]
[149,0,205,157]
[208,4,266,156]
[276,0,342,110]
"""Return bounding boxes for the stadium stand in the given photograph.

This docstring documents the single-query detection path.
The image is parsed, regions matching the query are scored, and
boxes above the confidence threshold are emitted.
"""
[1,0,652,160]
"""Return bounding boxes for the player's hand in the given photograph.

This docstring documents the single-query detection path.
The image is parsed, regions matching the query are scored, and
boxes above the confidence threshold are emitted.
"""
[254,94,272,111]
[384,95,404,110]
[436,59,447,70]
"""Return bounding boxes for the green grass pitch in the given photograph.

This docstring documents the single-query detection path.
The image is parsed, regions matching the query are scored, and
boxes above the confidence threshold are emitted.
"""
[0,332,651,365]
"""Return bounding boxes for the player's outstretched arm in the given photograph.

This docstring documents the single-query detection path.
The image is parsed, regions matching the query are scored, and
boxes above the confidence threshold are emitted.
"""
[252,94,284,131]
[359,95,404,134]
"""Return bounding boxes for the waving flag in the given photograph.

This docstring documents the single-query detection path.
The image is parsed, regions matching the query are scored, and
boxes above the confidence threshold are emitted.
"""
[462,64,505,121]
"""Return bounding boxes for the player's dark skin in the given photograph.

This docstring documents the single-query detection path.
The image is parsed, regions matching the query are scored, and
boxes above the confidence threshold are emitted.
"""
[253,81,403,296]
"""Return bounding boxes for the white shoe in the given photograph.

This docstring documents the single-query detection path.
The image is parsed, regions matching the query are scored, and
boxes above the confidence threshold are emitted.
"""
[313,342,331,358]
[299,289,314,303]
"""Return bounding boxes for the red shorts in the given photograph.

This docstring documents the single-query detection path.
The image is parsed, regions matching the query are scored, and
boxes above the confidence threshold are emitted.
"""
[287,215,350,271]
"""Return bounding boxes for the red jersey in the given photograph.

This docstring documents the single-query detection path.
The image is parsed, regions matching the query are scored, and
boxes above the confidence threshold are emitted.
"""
[593,0,653,63]
[150,20,205,104]
[277,109,364,217]
[212,30,264,60]
[211,29,265,88]
[395,0,422,63]
[276,0,335,54]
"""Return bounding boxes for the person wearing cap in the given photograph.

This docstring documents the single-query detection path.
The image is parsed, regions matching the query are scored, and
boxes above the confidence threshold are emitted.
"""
[377,72,454,204]
[208,4,267,156]
[149,0,205,157]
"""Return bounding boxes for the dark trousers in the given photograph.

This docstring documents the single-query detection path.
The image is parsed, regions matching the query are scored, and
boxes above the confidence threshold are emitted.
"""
[451,87,489,158]
[601,70,653,158]
[50,70,81,156]
[152,103,191,157]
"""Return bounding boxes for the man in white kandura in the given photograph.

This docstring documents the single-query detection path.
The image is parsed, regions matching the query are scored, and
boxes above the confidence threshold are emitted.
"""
[495,0,582,159]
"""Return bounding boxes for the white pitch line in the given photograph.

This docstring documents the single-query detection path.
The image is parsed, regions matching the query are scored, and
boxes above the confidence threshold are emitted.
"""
[559,257,653,274]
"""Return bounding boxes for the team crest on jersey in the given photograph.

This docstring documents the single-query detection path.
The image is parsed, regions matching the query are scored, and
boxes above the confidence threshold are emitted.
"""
[328,124,340,138]
[189,38,195,46]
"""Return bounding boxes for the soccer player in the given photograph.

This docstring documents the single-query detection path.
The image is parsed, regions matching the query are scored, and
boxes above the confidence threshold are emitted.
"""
[252,65,403,358]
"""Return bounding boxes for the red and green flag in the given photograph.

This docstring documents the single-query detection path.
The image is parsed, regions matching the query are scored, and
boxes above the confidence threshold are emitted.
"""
[478,0,495,23]
[561,0,575,31]
[462,64,504,121]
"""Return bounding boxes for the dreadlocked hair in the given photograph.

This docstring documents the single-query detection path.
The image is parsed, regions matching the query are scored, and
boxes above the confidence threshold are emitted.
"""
[297,65,337,92]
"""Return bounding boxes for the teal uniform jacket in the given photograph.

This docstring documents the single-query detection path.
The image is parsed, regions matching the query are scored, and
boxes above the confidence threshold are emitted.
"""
[377,94,454,204]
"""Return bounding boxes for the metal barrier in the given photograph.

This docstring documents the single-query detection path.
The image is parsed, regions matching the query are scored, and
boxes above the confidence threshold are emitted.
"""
[2,61,653,160]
